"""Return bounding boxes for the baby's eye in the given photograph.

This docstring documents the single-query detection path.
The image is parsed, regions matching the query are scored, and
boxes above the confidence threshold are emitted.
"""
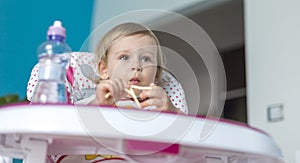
[119,54,129,61]
[141,56,152,62]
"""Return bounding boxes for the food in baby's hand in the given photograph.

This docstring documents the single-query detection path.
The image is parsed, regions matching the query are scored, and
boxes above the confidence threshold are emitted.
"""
[105,85,152,108]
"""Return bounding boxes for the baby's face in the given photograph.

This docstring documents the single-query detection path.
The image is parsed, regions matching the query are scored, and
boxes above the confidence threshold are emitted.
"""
[106,34,158,88]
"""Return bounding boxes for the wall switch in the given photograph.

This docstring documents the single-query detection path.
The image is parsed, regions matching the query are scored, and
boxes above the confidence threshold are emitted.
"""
[267,104,284,122]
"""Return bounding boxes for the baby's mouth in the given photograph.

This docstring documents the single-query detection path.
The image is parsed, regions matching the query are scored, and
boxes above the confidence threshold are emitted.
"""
[129,77,140,85]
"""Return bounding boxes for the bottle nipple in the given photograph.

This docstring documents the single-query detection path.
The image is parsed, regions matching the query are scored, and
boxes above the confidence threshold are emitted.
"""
[53,20,62,27]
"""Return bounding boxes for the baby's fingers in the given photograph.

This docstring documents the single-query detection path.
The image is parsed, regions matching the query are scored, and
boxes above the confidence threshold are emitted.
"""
[139,85,159,99]
[110,79,128,99]
[140,98,157,108]
[140,98,167,111]
[95,81,115,105]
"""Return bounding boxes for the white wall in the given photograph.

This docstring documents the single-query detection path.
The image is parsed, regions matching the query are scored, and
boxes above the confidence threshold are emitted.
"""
[87,0,206,51]
[91,0,205,29]
[245,0,300,162]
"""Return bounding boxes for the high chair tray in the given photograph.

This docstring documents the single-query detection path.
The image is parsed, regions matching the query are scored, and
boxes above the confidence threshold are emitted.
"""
[0,104,283,163]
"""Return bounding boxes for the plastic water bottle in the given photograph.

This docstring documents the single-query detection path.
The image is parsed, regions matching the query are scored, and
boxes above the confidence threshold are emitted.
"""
[32,20,72,103]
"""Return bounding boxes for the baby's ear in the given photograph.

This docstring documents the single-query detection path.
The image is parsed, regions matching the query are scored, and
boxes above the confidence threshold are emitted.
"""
[98,60,109,80]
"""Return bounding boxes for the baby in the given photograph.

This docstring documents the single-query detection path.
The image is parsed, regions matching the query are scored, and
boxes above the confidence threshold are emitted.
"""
[77,22,188,114]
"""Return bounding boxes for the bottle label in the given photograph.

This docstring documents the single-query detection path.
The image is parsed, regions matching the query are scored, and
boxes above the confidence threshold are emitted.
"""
[32,81,67,103]
[38,57,65,82]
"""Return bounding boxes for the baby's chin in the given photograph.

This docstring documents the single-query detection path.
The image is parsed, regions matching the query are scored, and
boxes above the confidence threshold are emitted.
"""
[132,89,142,96]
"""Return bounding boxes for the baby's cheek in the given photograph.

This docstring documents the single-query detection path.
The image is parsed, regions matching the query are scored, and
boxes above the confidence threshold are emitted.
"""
[108,66,128,79]
[143,69,157,83]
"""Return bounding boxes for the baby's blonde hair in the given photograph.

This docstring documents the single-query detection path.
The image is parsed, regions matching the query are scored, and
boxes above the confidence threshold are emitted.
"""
[94,22,166,83]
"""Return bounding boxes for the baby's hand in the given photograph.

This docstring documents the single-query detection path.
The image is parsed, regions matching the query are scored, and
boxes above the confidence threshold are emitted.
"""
[91,78,128,106]
[139,83,180,113]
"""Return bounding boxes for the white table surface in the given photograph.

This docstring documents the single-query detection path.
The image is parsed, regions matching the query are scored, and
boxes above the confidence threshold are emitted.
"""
[0,104,284,163]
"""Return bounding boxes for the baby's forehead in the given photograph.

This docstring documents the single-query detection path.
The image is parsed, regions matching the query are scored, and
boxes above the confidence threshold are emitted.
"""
[120,34,156,43]
[109,34,158,53]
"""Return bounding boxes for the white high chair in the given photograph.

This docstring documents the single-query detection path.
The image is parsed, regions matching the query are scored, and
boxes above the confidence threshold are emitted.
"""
[0,104,284,163]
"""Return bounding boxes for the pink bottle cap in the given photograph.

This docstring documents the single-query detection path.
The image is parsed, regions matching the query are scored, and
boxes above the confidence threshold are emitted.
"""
[47,20,66,38]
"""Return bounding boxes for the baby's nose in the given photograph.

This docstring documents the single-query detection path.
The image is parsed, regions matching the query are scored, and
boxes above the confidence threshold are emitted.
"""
[131,66,143,72]
[130,58,143,71]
